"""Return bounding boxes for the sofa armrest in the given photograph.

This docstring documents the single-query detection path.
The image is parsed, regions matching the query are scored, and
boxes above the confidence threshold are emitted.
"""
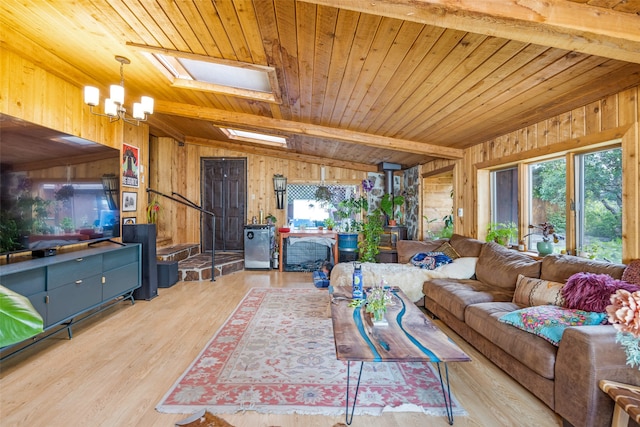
[555,325,640,427]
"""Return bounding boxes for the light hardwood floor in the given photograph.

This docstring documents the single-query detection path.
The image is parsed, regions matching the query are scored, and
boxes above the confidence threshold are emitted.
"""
[0,270,562,427]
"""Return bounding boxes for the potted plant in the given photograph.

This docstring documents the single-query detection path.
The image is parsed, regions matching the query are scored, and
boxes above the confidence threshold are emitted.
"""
[324,217,336,230]
[380,193,405,226]
[523,222,564,255]
[439,214,454,238]
[335,195,367,257]
[60,217,74,233]
[54,184,74,202]
[335,196,367,233]
[265,213,277,225]
[486,222,518,246]
[314,186,333,208]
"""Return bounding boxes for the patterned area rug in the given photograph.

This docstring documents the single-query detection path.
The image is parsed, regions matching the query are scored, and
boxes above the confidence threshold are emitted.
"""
[156,288,465,417]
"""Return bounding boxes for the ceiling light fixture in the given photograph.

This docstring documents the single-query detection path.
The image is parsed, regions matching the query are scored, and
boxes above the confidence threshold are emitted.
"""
[83,56,154,126]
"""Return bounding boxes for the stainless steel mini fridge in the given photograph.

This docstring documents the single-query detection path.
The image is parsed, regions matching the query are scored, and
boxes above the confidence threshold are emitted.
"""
[243,224,274,270]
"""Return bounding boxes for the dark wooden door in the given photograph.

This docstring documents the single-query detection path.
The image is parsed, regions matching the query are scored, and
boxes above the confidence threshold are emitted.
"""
[201,158,246,252]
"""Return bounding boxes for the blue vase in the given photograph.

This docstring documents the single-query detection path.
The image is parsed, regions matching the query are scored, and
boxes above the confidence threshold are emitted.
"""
[537,241,555,256]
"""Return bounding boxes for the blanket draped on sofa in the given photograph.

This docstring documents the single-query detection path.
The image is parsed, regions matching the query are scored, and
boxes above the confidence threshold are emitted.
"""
[330,257,477,302]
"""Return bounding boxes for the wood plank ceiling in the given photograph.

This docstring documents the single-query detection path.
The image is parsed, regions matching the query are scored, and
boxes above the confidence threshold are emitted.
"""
[1,0,639,171]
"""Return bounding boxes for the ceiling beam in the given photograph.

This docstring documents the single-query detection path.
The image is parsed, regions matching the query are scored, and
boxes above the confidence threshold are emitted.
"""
[155,100,463,160]
[146,116,186,143]
[301,0,640,64]
[185,136,378,172]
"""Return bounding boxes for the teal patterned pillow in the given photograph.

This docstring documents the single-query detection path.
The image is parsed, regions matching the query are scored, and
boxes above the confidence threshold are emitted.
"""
[498,305,607,346]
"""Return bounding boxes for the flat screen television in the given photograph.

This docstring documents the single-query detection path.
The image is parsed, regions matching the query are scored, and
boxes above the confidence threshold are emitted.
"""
[0,114,122,258]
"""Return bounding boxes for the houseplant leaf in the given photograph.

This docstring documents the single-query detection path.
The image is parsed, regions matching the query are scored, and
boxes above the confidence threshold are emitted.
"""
[0,284,44,347]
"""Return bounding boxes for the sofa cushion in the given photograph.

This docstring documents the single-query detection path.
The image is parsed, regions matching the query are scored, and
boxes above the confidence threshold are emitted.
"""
[513,274,565,307]
[465,302,559,379]
[397,239,446,264]
[475,242,542,289]
[621,259,640,285]
[423,278,514,320]
[540,254,626,282]
[498,305,607,346]
[449,234,484,257]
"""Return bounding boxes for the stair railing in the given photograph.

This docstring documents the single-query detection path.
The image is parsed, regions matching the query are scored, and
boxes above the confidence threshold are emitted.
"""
[146,188,216,281]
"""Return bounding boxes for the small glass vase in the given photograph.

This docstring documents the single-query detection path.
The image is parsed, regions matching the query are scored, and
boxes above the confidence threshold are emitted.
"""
[372,307,388,326]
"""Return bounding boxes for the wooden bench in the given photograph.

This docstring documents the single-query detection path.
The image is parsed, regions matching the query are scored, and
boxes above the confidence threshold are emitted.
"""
[599,379,640,427]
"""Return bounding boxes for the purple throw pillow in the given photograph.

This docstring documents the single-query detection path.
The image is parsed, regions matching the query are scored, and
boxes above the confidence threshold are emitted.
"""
[562,272,640,313]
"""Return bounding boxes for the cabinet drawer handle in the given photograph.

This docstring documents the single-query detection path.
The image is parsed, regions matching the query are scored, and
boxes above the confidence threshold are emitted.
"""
[75,258,84,262]
[75,280,83,284]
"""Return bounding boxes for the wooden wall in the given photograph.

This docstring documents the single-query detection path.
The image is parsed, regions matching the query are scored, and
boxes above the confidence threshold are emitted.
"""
[422,88,639,263]
[150,136,367,244]
[1,49,150,229]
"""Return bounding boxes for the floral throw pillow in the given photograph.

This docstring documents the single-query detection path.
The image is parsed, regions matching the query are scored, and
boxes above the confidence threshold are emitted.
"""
[410,252,453,270]
[498,305,607,346]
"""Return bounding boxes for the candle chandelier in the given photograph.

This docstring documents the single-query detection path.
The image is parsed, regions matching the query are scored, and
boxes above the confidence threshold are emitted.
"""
[83,56,154,126]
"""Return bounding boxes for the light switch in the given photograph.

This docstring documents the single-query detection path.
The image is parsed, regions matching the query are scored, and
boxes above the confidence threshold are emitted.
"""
[457,208,463,217]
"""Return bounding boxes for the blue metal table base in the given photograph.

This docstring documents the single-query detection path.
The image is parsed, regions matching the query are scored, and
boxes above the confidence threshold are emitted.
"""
[344,361,456,426]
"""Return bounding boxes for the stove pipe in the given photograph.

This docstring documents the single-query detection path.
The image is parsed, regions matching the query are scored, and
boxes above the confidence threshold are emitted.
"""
[377,162,402,195]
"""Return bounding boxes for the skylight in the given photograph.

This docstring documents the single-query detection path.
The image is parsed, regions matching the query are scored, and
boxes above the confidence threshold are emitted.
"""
[181,58,271,92]
[221,128,287,146]
[54,136,97,146]
[143,52,281,103]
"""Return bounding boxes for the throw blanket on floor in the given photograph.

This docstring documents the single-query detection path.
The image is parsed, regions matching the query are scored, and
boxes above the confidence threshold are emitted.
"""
[330,257,478,302]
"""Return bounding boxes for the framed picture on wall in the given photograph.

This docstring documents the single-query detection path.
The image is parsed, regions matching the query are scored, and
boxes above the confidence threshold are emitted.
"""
[122,217,136,225]
[122,143,140,188]
[122,192,137,212]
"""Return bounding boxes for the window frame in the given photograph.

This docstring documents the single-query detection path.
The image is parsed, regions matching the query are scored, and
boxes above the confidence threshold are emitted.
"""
[478,139,622,256]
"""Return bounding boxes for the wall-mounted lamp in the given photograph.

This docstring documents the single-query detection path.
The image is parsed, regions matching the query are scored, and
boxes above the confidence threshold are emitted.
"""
[101,173,120,210]
[273,174,287,210]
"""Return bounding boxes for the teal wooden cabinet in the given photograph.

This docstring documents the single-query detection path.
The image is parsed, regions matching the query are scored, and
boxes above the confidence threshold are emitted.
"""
[0,243,142,348]
[102,245,140,301]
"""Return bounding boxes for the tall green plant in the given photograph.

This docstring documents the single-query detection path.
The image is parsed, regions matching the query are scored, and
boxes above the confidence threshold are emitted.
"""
[336,196,368,232]
[380,194,405,222]
[359,210,384,263]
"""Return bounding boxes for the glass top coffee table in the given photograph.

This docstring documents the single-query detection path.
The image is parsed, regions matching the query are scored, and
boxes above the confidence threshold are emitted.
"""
[330,286,471,425]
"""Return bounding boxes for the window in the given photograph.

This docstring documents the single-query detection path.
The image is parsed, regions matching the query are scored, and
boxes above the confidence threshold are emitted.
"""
[487,142,622,261]
[286,184,355,228]
[142,52,282,103]
[491,167,518,226]
[527,157,567,253]
[220,128,287,147]
[575,147,622,263]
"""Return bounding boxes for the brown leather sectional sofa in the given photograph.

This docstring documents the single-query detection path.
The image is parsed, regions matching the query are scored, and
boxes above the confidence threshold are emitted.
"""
[402,234,639,427]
